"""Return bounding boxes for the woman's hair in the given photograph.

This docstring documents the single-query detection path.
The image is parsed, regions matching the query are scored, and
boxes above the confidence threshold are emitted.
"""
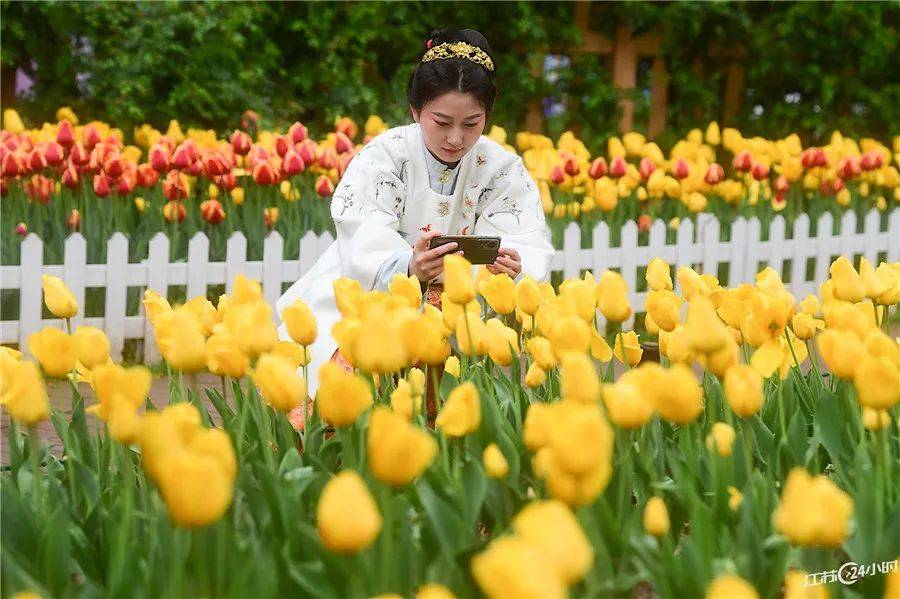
[407,27,498,117]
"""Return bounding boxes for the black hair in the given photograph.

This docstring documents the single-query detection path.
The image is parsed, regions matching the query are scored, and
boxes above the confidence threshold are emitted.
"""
[407,27,498,117]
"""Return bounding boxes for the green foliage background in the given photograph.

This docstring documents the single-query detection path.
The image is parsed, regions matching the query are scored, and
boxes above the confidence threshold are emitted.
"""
[2,1,899,150]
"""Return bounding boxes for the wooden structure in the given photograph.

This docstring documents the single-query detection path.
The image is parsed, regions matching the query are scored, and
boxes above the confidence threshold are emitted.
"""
[525,1,747,138]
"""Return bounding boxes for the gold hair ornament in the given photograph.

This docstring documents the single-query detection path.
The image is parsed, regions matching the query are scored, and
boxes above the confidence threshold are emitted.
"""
[421,42,495,72]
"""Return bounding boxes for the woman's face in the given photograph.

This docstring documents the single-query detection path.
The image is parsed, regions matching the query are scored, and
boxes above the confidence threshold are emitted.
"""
[412,92,486,163]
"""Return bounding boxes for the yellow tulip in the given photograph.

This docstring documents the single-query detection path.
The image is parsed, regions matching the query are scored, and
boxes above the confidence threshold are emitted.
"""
[182,296,220,336]
[444,355,460,378]
[799,294,820,315]
[655,364,703,424]
[560,277,597,323]
[643,496,670,537]
[590,327,613,362]
[613,330,643,366]
[596,270,632,323]
[333,278,364,317]
[140,403,202,481]
[455,312,484,357]
[471,537,566,599]
[602,380,653,429]
[512,500,594,584]
[482,319,519,366]
[706,422,736,457]
[3,108,26,133]
[646,289,682,332]
[0,360,50,425]
[222,301,278,358]
[251,353,305,412]
[545,316,590,358]
[790,312,823,340]
[816,329,866,380]
[705,575,759,599]
[482,443,509,479]
[317,471,382,554]
[444,254,475,305]
[829,256,865,303]
[724,364,764,418]
[684,295,730,354]
[728,486,743,511]
[205,332,249,378]
[515,276,543,316]
[74,326,110,369]
[316,362,372,427]
[526,336,557,371]
[436,382,480,437]
[524,363,546,388]
[560,352,599,404]
[28,327,78,378]
[389,273,422,309]
[41,275,78,319]
[479,273,516,315]
[853,354,899,410]
[157,451,234,528]
[389,379,421,420]
[271,340,309,368]
[862,407,891,431]
[281,299,317,346]
[143,289,172,327]
[154,308,207,372]
[546,400,613,477]
[407,367,426,397]
[368,407,437,486]
[773,467,853,547]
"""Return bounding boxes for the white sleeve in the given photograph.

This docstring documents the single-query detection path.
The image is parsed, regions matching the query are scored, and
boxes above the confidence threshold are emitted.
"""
[472,155,554,282]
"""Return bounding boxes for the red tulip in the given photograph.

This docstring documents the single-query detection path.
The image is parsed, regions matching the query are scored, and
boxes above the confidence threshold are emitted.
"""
[215,172,237,192]
[248,145,269,164]
[163,200,187,223]
[62,164,80,188]
[202,154,228,177]
[836,156,861,180]
[774,175,790,193]
[588,157,607,179]
[25,175,53,204]
[637,214,651,232]
[334,132,354,155]
[773,191,787,211]
[116,172,136,196]
[15,222,28,237]
[230,130,251,155]
[44,141,65,166]
[609,156,628,178]
[704,163,725,185]
[283,150,305,176]
[200,199,226,225]
[289,122,308,144]
[67,209,81,230]
[860,151,883,171]
[163,170,188,200]
[275,135,292,158]
[105,156,125,179]
[1,152,23,177]
[732,151,752,172]
[297,140,317,166]
[27,148,47,172]
[315,175,334,197]
[252,161,278,186]
[57,120,75,146]
[93,174,112,197]
[751,162,769,181]
[563,157,580,177]
[318,147,337,170]
[149,144,170,173]
[337,152,354,179]
[800,148,818,169]
[171,143,195,170]
[549,164,565,185]
[83,124,102,150]
[137,163,159,188]
[672,159,690,179]
[70,142,90,166]
[814,149,828,168]
[638,158,656,180]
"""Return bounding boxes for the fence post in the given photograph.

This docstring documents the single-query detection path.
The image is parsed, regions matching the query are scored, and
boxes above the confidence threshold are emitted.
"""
[104,233,129,361]
[225,232,248,294]
[813,212,835,284]
[63,233,87,332]
[187,232,210,300]
[143,232,170,363]
[263,231,284,312]
[563,222,582,279]
[19,234,43,352]
[790,214,811,300]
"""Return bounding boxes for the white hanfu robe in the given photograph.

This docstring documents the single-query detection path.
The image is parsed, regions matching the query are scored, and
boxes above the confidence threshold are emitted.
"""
[275,123,553,394]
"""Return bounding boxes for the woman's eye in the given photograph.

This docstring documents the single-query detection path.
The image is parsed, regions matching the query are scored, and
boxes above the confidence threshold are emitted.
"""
[464,123,478,129]
[435,121,450,127]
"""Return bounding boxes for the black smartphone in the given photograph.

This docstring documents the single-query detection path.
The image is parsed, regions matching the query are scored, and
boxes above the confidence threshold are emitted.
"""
[428,235,501,265]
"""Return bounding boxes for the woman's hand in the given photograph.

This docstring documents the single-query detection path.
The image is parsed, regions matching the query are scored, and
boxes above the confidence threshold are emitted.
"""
[408,230,461,282]
[487,248,522,278]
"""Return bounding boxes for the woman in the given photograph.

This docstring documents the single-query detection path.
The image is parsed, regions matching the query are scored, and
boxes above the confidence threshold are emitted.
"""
[276,27,553,404]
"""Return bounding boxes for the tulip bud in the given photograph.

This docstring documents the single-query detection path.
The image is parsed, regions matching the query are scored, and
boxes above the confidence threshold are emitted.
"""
[289,121,308,144]
[200,199,226,225]
[231,187,244,205]
[149,144,170,173]
[92,174,111,197]
[1,152,22,177]
[57,119,75,146]
[230,130,251,155]
[82,124,102,150]
[671,158,690,179]
[44,141,65,166]
[334,132,354,155]
[316,471,381,555]
[15,222,28,237]
[751,162,769,180]
[774,175,790,193]
[800,147,818,169]
[860,151,882,171]
[134,197,146,212]
[482,443,509,479]
[318,147,337,170]
[637,214,651,232]
[263,207,279,228]
[163,200,186,223]
[297,139,317,166]
[315,175,334,197]
[67,208,81,231]
[282,150,305,176]
[638,157,656,180]
[28,147,47,172]
[252,161,277,186]
[588,157,607,179]
[334,116,358,140]
[643,497,670,537]
[732,150,752,172]
[564,156,580,177]
[61,164,80,188]
[608,156,627,178]
[837,156,861,180]
[171,143,194,170]
[704,163,724,185]
[163,170,188,201]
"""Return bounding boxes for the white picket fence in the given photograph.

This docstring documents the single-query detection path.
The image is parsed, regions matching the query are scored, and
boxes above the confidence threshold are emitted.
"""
[2,209,898,362]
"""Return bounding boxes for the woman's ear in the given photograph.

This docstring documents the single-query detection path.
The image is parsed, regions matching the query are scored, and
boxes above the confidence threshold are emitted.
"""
[410,107,420,123]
